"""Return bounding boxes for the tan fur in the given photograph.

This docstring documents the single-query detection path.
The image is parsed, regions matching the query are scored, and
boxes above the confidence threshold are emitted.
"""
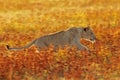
[6,27,96,51]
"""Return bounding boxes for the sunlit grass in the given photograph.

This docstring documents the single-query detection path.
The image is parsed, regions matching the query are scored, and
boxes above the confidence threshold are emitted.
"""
[0,0,120,80]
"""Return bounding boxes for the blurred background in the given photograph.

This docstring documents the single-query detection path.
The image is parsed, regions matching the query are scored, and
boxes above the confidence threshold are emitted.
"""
[0,0,120,34]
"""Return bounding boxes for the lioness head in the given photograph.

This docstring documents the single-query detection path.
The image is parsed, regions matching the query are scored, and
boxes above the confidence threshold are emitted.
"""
[81,27,96,43]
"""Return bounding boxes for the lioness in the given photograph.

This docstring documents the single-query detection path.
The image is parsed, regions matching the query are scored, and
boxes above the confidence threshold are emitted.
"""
[6,27,96,51]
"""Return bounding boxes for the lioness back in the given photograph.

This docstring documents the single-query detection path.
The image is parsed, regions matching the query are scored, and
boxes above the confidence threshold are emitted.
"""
[35,31,70,49]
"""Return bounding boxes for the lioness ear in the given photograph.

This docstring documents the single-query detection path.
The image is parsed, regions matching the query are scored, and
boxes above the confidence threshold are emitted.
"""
[84,27,89,31]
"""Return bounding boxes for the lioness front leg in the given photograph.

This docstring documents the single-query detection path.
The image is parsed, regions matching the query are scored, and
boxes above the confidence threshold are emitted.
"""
[76,44,88,51]
[73,41,90,52]
[77,44,91,54]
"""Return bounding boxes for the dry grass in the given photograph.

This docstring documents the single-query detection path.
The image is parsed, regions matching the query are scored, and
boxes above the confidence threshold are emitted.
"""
[0,0,120,80]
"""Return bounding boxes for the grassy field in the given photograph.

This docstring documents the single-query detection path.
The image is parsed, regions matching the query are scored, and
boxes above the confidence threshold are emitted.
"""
[0,0,120,80]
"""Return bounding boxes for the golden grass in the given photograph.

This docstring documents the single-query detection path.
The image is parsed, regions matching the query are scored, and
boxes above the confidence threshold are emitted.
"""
[0,0,120,80]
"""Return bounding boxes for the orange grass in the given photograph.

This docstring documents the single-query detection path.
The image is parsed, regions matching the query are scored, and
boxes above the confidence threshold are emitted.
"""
[0,0,120,80]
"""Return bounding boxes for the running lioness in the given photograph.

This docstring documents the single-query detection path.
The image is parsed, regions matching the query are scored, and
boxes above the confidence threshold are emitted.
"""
[6,27,96,51]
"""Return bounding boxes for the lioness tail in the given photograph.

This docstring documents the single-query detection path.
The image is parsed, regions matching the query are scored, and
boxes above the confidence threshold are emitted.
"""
[6,39,36,50]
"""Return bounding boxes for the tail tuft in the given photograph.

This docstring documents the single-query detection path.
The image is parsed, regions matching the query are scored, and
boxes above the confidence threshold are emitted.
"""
[6,45,10,50]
